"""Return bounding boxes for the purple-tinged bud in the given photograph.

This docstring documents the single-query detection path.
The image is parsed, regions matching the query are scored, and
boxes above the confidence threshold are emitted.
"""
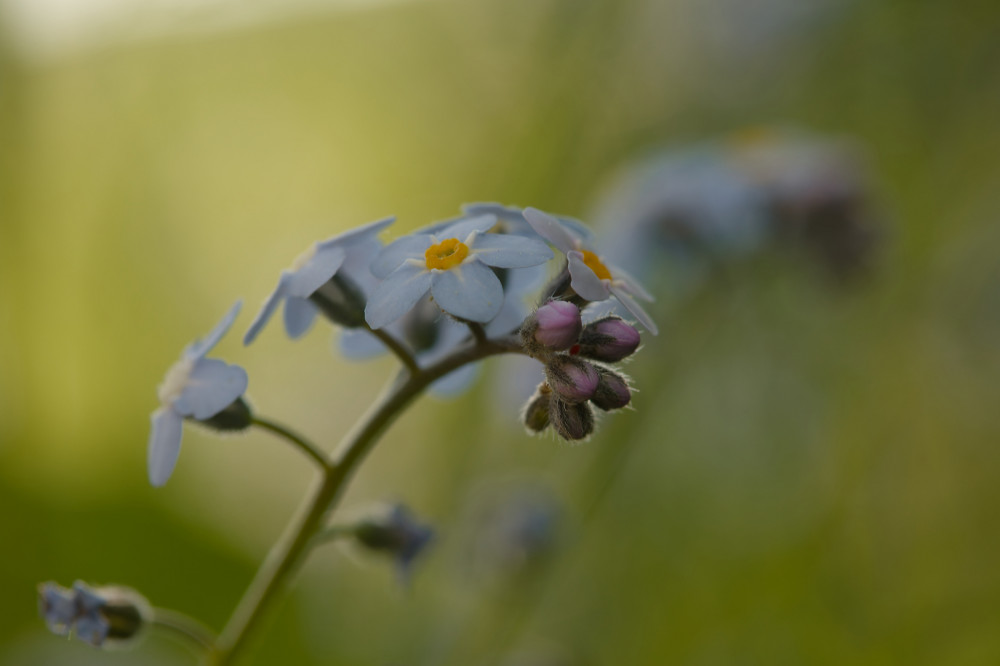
[534,301,582,350]
[590,367,631,411]
[520,301,583,357]
[549,396,595,441]
[544,356,599,403]
[576,316,641,362]
[521,383,552,433]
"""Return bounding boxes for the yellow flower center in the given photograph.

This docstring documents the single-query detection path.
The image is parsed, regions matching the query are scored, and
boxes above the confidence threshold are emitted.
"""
[581,250,612,281]
[425,238,469,271]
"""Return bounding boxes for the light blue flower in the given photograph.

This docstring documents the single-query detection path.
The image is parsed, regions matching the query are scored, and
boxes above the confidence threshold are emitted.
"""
[38,582,76,636]
[244,216,395,345]
[364,214,553,329]
[38,581,151,647]
[148,301,248,487]
[523,207,658,334]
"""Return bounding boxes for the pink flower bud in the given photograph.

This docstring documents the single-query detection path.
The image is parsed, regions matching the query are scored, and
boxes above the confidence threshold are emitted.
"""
[591,367,631,411]
[521,301,583,357]
[577,316,641,362]
[534,301,582,350]
[544,356,599,403]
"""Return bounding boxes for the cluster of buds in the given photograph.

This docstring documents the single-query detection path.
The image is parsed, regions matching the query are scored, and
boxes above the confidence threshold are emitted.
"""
[519,301,641,440]
[38,581,151,648]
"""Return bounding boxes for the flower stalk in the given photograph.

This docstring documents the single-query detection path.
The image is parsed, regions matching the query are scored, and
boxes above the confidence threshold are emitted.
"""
[209,335,523,665]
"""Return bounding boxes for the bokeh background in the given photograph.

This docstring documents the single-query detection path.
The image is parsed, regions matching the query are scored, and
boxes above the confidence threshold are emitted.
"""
[2,0,1000,664]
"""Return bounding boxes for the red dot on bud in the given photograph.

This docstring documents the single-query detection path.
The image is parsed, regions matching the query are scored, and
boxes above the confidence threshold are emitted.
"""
[569,344,581,356]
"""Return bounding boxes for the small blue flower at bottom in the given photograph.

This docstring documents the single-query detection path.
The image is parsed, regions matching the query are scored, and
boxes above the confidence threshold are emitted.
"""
[148,301,248,487]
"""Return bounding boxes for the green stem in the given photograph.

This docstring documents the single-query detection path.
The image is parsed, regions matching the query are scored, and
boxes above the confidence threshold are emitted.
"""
[151,607,217,654]
[251,417,331,471]
[210,336,523,664]
[366,326,420,375]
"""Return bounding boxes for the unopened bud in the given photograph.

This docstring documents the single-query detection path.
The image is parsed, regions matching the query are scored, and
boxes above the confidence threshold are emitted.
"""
[38,581,151,649]
[577,316,641,362]
[590,367,631,411]
[310,273,369,328]
[549,396,594,441]
[521,301,582,354]
[544,356,599,403]
[197,396,252,432]
[520,383,552,433]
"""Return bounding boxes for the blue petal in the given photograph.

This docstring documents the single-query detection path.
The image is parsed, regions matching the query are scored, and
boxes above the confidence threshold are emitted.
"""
[567,251,612,301]
[286,244,346,298]
[172,358,249,420]
[429,363,480,397]
[439,214,497,242]
[430,259,503,323]
[371,235,434,278]
[338,327,390,360]
[339,236,383,295]
[148,408,184,487]
[609,261,654,301]
[318,215,395,248]
[609,284,658,334]
[522,207,579,253]
[470,233,553,268]
[186,300,242,359]
[365,263,434,329]
[283,296,318,339]
[244,274,290,345]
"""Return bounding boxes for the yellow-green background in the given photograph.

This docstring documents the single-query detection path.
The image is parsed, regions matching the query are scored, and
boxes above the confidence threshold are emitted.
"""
[2,0,999,663]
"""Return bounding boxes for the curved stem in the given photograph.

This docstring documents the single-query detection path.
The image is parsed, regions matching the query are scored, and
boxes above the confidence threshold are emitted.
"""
[210,336,523,664]
[151,607,216,653]
[251,417,331,471]
[366,326,420,375]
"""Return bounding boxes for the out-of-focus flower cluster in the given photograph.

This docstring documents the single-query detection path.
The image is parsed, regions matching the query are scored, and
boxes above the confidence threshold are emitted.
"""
[589,128,882,292]
[38,581,151,648]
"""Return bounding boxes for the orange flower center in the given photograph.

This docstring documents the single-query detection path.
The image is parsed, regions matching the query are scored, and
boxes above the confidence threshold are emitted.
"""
[425,238,469,271]
[581,250,612,281]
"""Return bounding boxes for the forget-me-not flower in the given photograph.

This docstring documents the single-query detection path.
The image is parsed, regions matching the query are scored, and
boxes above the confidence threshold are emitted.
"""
[244,216,395,345]
[364,214,553,329]
[149,301,248,487]
[38,581,151,647]
[523,207,658,334]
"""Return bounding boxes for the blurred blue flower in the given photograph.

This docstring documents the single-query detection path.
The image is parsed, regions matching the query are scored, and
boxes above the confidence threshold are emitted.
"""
[523,207,658,334]
[38,582,76,636]
[244,216,395,345]
[353,503,435,584]
[365,214,553,329]
[38,581,151,648]
[148,301,248,487]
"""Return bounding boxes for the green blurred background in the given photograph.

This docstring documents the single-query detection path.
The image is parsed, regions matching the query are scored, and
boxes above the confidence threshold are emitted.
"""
[2,0,1000,663]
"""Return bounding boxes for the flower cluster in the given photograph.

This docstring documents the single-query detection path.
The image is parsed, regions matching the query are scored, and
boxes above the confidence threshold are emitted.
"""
[40,202,657,658]
[38,581,151,648]
[519,301,641,440]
